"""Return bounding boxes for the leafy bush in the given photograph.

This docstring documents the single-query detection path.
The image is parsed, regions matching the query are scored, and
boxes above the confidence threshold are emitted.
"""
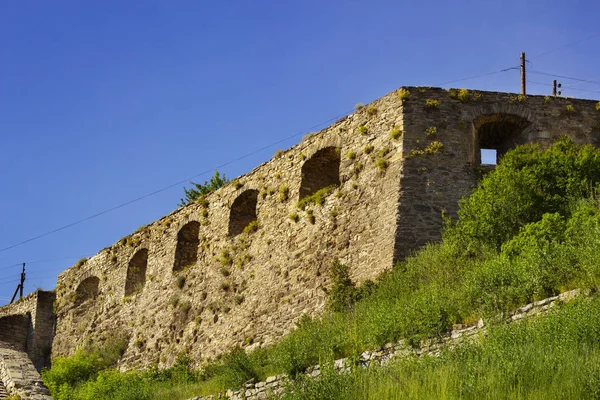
[179,170,228,207]
[445,137,600,253]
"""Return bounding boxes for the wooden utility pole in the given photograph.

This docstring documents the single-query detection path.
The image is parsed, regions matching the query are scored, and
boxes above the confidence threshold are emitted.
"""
[520,52,526,95]
[9,263,26,304]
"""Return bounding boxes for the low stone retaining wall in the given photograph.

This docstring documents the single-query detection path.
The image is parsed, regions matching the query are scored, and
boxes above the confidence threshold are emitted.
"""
[0,344,52,399]
[190,289,581,400]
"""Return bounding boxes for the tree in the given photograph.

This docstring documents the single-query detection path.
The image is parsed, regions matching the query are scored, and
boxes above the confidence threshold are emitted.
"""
[444,137,600,255]
[179,170,229,206]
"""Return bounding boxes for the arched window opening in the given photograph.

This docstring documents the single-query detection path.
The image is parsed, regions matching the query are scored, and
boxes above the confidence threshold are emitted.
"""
[474,114,532,165]
[75,276,99,306]
[124,248,148,297]
[299,147,341,200]
[229,189,259,236]
[173,221,200,273]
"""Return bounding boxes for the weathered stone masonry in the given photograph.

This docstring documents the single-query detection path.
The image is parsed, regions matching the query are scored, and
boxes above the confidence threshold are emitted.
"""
[21,87,600,371]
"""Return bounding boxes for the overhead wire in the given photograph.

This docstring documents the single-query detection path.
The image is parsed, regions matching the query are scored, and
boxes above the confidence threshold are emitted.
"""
[529,32,600,61]
[529,70,600,85]
[0,112,351,255]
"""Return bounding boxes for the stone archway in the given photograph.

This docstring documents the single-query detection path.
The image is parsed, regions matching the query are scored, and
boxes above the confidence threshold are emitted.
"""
[229,189,259,236]
[299,146,341,199]
[75,276,99,306]
[472,113,534,165]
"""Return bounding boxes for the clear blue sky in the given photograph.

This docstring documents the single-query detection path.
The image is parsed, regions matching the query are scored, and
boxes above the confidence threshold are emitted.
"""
[1,0,599,304]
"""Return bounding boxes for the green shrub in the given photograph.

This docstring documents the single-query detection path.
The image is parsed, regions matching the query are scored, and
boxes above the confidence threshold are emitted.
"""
[566,104,575,113]
[366,104,378,116]
[357,125,368,135]
[596,101,600,111]
[179,170,228,207]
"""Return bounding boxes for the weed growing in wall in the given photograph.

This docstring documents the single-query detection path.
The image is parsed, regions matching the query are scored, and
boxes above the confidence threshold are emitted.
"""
[424,99,440,109]
[297,185,337,210]
[289,213,299,223]
[397,88,410,101]
[409,141,444,157]
[354,103,364,111]
[596,102,600,111]
[376,158,389,171]
[278,184,290,202]
[566,104,575,113]
[366,104,378,116]
[425,126,437,137]
[508,94,527,104]
[242,221,259,235]
[357,125,368,135]
[346,150,356,160]
[389,126,402,140]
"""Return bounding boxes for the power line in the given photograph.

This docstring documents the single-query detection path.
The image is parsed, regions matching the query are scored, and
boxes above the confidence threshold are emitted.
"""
[529,80,600,96]
[529,32,600,60]
[529,70,600,85]
[0,112,351,255]
[435,66,519,86]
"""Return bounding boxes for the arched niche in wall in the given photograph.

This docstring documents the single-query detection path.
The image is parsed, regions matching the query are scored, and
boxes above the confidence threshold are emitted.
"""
[124,248,148,297]
[228,189,259,236]
[473,113,533,165]
[173,221,200,273]
[299,146,341,200]
[75,276,100,306]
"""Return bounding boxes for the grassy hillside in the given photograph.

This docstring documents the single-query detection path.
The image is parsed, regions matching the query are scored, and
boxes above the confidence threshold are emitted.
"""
[42,137,600,399]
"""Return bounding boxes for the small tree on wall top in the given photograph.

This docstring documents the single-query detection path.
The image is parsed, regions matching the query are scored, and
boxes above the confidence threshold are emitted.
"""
[179,170,229,207]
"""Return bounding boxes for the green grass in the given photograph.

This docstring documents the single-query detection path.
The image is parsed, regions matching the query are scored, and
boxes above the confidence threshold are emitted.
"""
[282,296,600,399]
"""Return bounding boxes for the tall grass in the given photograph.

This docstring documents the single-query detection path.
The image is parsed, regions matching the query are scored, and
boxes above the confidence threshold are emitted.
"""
[283,297,600,399]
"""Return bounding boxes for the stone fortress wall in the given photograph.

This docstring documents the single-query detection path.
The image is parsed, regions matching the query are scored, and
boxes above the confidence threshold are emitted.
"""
[0,290,56,371]
[2,86,599,374]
